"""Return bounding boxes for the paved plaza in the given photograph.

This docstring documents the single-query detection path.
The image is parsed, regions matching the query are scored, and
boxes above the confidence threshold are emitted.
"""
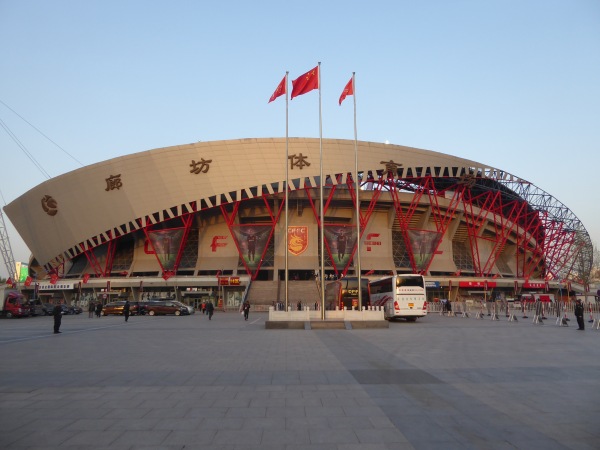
[1,308,599,449]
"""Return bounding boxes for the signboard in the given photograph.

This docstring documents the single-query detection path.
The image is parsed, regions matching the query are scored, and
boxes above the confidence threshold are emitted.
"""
[458,281,497,288]
[523,282,545,289]
[15,262,29,283]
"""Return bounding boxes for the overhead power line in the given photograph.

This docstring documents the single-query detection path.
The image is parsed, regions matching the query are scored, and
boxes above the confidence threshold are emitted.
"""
[0,98,85,174]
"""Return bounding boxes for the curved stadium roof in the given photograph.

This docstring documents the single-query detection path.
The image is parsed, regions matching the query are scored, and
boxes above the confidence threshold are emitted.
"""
[3,138,593,281]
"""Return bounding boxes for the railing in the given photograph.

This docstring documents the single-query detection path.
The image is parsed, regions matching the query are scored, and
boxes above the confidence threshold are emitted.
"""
[268,305,385,321]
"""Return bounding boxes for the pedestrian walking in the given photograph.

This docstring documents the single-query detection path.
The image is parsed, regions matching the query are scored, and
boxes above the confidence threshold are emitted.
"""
[575,299,585,330]
[242,300,250,321]
[123,300,130,322]
[95,302,103,318]
[206,301,214,320]
[53,301,63,334]
[297,300,302,311]
[88,301,95,318]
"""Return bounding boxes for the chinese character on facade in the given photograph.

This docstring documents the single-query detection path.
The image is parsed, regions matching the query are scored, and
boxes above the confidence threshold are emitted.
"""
[105,174,123,191]
[289,153,310,170]
[458,173,477,189]
[190,158,212,174]
[380,160,401,175]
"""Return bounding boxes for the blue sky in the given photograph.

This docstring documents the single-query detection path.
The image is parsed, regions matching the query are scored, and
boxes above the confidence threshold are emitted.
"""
[1,0,599,278]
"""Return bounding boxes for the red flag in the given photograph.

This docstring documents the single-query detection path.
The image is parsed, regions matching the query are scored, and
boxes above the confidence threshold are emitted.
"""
[269,75,286,103]
[24,276,32,287]
[291,66,318,99]
[6,277,13,287]
[82,273,90,283]
[339,78,353,105]
[50,274,59,285]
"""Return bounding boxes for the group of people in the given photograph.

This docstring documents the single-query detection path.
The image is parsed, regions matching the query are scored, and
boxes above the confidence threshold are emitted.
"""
[200,300,215,319]
[87,301,103,318]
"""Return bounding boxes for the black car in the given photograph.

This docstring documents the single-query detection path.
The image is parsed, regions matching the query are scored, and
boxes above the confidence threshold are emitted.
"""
[28,299,45,316]
[68,305,83,315]
[42,303,69,315]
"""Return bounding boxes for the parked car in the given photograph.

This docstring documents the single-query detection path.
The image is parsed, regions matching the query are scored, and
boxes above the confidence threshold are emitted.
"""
[102,301,144,316]
[68,305,83,315]
[172,300,195,315]
[28,299,46,316]
[144,300,187,316]
[42,303,69,315]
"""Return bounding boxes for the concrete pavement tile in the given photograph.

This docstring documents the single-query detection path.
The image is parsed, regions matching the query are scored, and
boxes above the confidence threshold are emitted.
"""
[261,428,310,445]
[308,428,360,444]
[248,397,286,407]
[225,407,267,418]
[212,397,251,408]
[285,397,323,407]
[286,417,331,429]
[69,418,117,430]
[198,417,245,430]
[265,405,306,418]
[188,406,228,418]
[340,445,400,450]
[304,406,344,417]
[110,429,172,446]
[141,407,192,419]
[107,418,162,431]
[156,429,216,446]
[240,417,286,429]
[212,428,263,445]
[327,416,372,429]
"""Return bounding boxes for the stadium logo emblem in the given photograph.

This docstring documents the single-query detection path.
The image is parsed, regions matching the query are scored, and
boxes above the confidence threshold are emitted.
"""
[41,195,58,216]
[288,226,308,256]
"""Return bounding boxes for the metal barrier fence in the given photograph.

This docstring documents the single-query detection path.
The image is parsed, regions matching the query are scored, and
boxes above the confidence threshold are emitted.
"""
[428,299,600,329]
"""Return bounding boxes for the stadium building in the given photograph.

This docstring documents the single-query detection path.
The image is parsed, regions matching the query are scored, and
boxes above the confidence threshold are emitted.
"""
[3,138,593,310]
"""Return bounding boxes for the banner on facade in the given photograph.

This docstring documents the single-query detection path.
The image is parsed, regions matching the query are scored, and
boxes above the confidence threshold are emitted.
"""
[147,229,185,271]
[231,225,272,270]
[324,225,357,271]
[408,229,441,271]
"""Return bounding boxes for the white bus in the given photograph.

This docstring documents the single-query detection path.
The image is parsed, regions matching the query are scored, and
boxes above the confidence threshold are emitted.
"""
[368,274,428,321]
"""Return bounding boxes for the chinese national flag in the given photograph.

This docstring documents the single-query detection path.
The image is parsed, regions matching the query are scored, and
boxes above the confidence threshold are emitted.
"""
[339,78,353,105]
[269,75,286,103]
[82,273,90,283]
[24,276,32,287]
[291,66,319,99]
[6,277,13,287]
[50,274,59,285]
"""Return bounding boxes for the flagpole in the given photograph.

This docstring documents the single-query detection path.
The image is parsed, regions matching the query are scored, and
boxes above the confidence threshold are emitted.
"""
[352,72,362,310]
[284,71,289,311]
[318,62,325,320]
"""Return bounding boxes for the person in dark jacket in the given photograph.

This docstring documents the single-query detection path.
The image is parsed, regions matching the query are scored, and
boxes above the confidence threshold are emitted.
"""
[95,302,103,318]
[575,299,585,330]
[88,301,95,318]
[53,301,63,334]
[123,300,130,322]
[242,301,250,321]
[206,301,214,320]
